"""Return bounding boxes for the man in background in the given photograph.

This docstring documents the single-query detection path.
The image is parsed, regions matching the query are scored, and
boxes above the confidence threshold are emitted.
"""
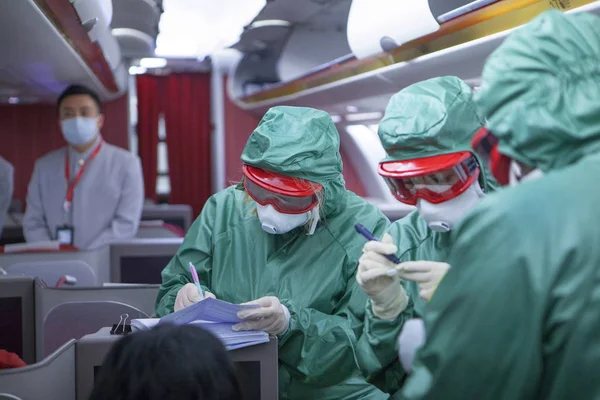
[23,84,144,249]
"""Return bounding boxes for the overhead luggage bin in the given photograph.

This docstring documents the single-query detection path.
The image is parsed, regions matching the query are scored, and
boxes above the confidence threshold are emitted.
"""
[229,0,600,115]
[0,0,126,103]
[347,0,440,60]
[71,0,113,42]
[111,0,162,59]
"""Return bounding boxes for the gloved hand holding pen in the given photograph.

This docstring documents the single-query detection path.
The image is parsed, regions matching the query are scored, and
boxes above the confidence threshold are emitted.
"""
[357,233,409,320]
[174,262,216,312]
[357,233,450,308]
[174,283,216,312]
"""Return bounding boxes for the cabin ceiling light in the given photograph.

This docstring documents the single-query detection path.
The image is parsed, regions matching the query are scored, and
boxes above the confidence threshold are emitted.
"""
[140,58,168,68]
[346,105,359,113]
[8,97,19,104]
[248,19,291,29]
[129,66,147,75]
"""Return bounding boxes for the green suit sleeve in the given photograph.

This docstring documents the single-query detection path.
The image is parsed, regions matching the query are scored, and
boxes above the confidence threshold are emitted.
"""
[355,215,426,384]
[401,196,545,399]
[277,215,391,386]
[355,283,415,383]
[155,197,215,317]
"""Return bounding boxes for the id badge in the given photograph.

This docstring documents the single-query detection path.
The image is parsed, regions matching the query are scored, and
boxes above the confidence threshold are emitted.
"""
[56,225,74,245]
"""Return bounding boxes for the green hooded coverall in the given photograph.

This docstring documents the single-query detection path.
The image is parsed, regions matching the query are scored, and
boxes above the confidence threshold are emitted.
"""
[401,10,600,399]
[355,77,497,393]
[156,106,399,399]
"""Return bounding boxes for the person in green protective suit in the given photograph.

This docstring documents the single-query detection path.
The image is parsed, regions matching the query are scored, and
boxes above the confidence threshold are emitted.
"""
[400,10,600,399]
[155,106,398,399]
[353,76,497,393]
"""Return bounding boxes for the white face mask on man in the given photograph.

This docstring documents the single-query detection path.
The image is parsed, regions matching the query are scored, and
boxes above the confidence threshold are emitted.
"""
[61,117,98,147]
[256,204,319,235]
[416,181,485,232]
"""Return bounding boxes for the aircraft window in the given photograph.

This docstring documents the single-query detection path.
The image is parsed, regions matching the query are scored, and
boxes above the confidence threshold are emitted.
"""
[157,176,171,196]
[158,113,167,141]
[157,114,171,196]
[158,143,169,174]
[129,75,139,155]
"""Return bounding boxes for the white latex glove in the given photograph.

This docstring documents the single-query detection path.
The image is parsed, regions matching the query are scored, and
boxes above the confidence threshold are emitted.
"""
[357,233,409,320]
[398,318,426,374]
[174,283,216,312]
[232,296,290,336]
[398,261,450,301]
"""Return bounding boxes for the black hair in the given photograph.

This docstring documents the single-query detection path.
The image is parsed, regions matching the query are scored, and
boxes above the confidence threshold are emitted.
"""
[89,324,244,400]
[57,84,102,113]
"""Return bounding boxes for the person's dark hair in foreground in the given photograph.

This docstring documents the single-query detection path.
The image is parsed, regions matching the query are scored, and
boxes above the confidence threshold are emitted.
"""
[89,324,243,400]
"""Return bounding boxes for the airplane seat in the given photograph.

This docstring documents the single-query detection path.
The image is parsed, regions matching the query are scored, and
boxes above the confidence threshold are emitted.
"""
[0,340,76,400]
[141,204,193,231]
[5,260,98,287]
[136,221,185,238]
[43,301,148,358]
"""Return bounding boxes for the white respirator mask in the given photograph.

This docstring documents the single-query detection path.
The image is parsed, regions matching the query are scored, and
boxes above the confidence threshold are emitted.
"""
[256,204,320,235]
[417,181,485,232]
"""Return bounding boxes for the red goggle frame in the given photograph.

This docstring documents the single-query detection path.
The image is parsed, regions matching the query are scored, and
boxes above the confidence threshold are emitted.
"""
[242,165,321,214]
[379,152,481,205]
[471,127,511,186]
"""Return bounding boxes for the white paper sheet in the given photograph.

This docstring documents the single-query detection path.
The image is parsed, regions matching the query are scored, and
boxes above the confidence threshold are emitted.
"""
[158,297,260,325]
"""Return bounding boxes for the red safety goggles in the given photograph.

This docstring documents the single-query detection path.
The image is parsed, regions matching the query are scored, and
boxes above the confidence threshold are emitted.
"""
[379,151,480,205]
[471,127,511,186]
[242,165,322,214]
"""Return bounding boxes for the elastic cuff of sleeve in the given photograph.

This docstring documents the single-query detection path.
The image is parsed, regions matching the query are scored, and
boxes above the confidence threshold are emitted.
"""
[372,286,409,320]
[277,304,291,337]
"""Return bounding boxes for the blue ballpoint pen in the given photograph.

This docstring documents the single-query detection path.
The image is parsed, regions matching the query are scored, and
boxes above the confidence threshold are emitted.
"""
[354,224,401,264]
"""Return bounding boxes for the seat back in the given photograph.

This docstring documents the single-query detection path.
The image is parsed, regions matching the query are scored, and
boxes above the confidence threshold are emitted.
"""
[0,277,35,364]
[6,260,97,286]
[0,340,76,400]
[43,301,148,358]
[141,204,193,231]
[136,221,184,238]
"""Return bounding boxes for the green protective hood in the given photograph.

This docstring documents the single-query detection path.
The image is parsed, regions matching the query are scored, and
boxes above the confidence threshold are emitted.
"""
[240,106,346,216]
[476,10,600,171]
[378,76,496,192]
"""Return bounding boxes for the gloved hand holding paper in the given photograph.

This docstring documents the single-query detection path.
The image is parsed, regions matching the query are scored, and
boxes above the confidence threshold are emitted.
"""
[233,296,290,336]
[134,298,270,351]
[161,297,260,325]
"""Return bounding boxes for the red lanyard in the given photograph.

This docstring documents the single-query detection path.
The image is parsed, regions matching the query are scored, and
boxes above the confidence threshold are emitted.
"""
[64,140,103,211]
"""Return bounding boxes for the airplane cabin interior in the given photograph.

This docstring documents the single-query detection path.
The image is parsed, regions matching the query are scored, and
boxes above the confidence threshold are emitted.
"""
[1,0,599,399]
